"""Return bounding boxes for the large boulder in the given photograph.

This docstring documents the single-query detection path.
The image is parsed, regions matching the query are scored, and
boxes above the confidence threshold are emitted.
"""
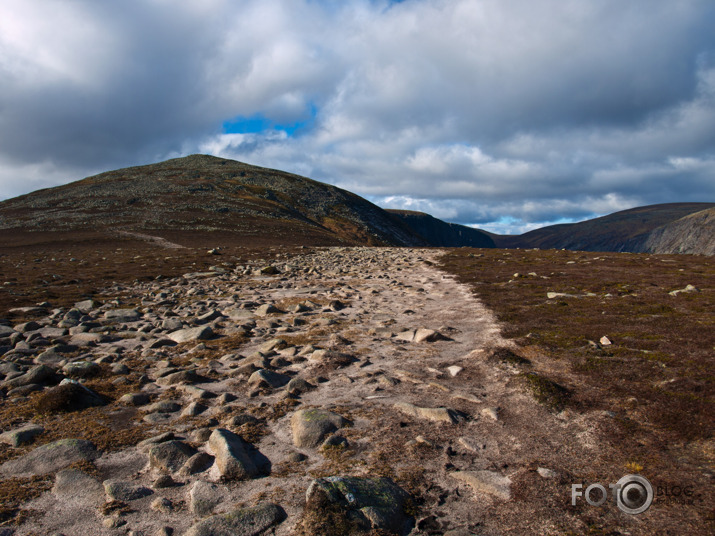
[184,503,286,536]
[207,428,269,480]
[291,409,347,448]
[148,440,197,473]
[0,438,99,477]
[303,476,414,535]
[167,325,214,344]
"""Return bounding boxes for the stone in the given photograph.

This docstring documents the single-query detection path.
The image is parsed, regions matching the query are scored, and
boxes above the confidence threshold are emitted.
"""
[13,321,41,333]
[184,503,286,536]
[0,424,44,447]
[599,336,612,346]
[255,304,281,317]
[154,474,179,489]
[457,437,486,453]
[0,326,16,338]
[286,377,314,395]
[304,476,413,534]
[537,467,559,479]
[248,369,291,389]
[52,468,103,499]
[120,392,151,406]
[0,438,98,477]
[62,361,101,379]
[259,338,287,353]
[414,328,448,343]
[148,440,197,473]
[104,479,153,501]
[3,364,56,388]
[151,497,175,513]
[195,310,223,325]
[181,401,208,418]
[480,407,499,421]
[328,300,346,311]
[207,428,264,480]
[104,308,141,322]
[179,452,214,476]
[309,350,356,367]
[394,402,462,424]
[74,299,97,313]
[167,325,214,343]
[162,318,183,331]
[189,480,223,517]
[669,284,699,296]
[146,400,182,413]
[451,470,512,500]
[156,369,204,386]
[447,365,463,377]
[259,265,280,275]
[291,409,346,448]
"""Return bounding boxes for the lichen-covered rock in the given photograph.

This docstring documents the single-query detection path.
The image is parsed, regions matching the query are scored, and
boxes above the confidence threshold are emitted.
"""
[148,440,197,473]
[184,503,286,536]
[103,479,154,501]
[303,476,414,535]
[208,428,268,480]
[291,409,347,448]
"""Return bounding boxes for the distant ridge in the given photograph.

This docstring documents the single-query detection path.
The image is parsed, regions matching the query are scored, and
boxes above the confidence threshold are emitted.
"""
[0,155,711,254]
[489,203,715,255]
[386,210,495,248]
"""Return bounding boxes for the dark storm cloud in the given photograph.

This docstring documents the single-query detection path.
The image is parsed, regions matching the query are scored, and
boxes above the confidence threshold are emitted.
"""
[1,0,713,233]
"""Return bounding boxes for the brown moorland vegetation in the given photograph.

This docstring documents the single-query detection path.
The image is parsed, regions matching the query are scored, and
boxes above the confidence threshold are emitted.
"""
[439,247,714,532]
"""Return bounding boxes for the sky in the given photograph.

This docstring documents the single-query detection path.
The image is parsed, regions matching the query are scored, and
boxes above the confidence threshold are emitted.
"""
[1,0,714,235]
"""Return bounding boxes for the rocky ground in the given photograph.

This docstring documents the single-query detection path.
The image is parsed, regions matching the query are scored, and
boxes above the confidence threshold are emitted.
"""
[0,247,702,535]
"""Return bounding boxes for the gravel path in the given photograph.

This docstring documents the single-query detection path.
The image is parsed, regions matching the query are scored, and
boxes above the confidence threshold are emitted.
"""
[2,247,603,535]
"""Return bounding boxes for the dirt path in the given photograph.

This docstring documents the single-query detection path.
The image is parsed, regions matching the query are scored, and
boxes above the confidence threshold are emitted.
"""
[5,247,612,535]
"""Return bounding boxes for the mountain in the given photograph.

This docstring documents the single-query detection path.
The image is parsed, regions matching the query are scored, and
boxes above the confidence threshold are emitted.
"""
[489,203,715,255]
[642,207,715,255]
[0,155,425,248]
[386,210,495,248]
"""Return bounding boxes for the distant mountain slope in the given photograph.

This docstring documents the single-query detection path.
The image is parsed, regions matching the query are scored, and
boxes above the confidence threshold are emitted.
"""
[490,203,715,254]
[642,207,715,255]
[0,155,425,247]
[387,210,495,248]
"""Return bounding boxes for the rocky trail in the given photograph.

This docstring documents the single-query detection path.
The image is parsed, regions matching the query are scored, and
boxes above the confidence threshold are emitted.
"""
[0,247,603,535]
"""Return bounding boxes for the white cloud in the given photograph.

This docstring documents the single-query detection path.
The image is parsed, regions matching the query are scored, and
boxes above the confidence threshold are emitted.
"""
[0,0,713,234]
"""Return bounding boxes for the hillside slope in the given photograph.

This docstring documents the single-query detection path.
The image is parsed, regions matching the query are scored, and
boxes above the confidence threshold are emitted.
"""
[643,207,715,255]
[387,209,495,248]
[490,203,715,254]
[0,155,425,247]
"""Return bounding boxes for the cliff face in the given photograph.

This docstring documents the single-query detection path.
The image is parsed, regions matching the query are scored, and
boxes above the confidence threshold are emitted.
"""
[642,208,715,255]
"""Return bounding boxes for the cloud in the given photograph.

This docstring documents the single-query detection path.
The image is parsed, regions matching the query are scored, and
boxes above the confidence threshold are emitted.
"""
[1,0,714,234]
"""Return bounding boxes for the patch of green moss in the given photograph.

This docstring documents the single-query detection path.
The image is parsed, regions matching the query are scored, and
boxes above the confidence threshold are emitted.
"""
[520,372,571,412]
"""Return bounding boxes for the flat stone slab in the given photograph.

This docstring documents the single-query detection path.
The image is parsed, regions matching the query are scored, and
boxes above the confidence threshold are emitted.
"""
[103,308,141,322]
[451,470,512,500]
[104,479,154,501]
[0,438,99,477]
[305,476,413,534]
[394,402,461,424]
[0,424,44,447]
[167,325,214,343]
[184,503,286,536]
